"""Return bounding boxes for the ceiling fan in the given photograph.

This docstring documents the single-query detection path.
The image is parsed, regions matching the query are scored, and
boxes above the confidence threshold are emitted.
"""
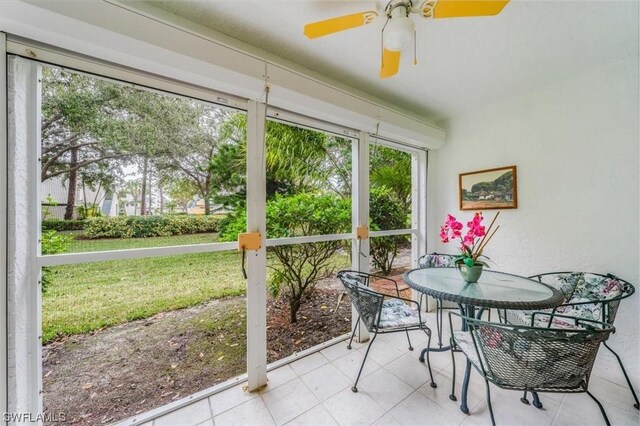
[304,0,511,79]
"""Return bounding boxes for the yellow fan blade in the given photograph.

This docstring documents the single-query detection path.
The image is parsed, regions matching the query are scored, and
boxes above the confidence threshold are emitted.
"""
[304,11,377,39]
[380,49,401,79]
[421,0,510,19]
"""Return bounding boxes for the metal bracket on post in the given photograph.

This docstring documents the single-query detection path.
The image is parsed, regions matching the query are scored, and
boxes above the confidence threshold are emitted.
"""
[238,232,262,251]
[356,226,369,240]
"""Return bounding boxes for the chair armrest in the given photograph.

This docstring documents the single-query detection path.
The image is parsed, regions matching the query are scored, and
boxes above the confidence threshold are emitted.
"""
[367,273,402,297]
[530,312,614,331]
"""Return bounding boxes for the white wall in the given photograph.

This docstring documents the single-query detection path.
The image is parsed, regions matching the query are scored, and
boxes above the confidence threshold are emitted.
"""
[431,54,640,390]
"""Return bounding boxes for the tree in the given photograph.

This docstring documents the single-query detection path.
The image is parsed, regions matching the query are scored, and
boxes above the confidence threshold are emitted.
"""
[220,193,351,323]
[157,106,240,215]
[164,177,199,213]
[369,145,412,274]
[41,67,137,219]
[369,187,409,275]
[208,118,353,210]
[370,145,412,209]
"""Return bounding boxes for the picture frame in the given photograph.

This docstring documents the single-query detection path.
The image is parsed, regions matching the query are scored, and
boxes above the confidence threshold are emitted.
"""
[459,165,517,210]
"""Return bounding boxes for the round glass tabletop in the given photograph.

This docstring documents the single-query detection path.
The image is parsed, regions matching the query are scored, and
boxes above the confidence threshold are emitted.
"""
[403,267,564,310]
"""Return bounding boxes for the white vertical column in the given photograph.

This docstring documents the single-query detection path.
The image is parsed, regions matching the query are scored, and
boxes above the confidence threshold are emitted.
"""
[0,32,8,419]
[7,56,42,417]
[245,100,267,391]
[351,133,370,342]
[412,150,430,310]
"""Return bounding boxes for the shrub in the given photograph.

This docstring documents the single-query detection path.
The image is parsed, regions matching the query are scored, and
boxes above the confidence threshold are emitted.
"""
[369,187,410,275]
[42,219,86,232]
[82,215,220,239]
[41,230,72,292]
[220,193,351,323]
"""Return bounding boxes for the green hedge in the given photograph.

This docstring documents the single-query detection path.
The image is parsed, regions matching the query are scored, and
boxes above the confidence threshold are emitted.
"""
[42,219,87,232]
[83,215,220,239]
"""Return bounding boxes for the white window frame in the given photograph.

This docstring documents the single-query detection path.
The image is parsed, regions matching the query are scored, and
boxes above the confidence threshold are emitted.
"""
[368,135,429,308]
[0,31,8,420]
[4,41,430,423]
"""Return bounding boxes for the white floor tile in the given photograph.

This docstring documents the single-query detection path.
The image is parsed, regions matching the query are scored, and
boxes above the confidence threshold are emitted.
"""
[463,384,560,426]
[417,369,483,417]
[386,391,462,426]
[553,391,639,426]
[323,387,386,426]
[321,341,354,361]
[289,352,329,376]
[209,385,258,416]
[266,365,297,390]
[214,397,275,426]
[332,350,382,382]
[357,369,414,411]
[261,378,319,425]
[384,354,430,390]
[196,420,214,426]
[357,339,405,366]
[154,399,212,426]
[301,363,351,401]
[371,412,404,426]
[285,405,338,426]
[588,375,640,412]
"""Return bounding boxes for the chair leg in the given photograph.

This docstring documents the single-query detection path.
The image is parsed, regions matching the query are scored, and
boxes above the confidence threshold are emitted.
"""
[586,391,611,426]
[520,390,530,405]
[449,337,457,401]
[423,328,437,388]
[531,391,543,409]
[404,329,414,351]
[437,298,444,348]
[347,315,360,350]
[352,331,377,392]
[485,379,496,426]
[604,341,640,409]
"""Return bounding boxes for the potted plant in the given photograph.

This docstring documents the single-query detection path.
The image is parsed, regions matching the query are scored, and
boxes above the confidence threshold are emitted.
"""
[439,211,500,283]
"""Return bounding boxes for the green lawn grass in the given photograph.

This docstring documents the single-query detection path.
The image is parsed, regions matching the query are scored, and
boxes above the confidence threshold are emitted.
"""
[43,248,244,343]
[63,232,219,253]
[44,234,351,344]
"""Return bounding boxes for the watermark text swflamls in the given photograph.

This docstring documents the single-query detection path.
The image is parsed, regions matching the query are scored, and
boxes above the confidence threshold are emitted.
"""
[3,412,66,423]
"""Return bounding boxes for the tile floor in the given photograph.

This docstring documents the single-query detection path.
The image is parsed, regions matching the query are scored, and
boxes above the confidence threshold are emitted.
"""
[144,312,639,426]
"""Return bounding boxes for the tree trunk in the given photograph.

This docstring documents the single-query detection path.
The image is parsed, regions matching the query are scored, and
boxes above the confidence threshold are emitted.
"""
[147,167,153,215]
[159,185,164,215]
[204,176,211,215]
[63,146,78,220]
[289,298,301,324]
[140,157,148,215]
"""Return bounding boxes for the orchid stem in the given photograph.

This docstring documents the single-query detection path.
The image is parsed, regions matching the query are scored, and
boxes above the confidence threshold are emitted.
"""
[473,211,500,258]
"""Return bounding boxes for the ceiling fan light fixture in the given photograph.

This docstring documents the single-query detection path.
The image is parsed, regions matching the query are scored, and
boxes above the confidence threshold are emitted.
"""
[383,14,415,51]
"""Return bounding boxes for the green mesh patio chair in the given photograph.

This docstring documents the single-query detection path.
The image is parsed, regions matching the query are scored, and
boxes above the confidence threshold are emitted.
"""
[337,270,436,392]
[418,253,457,348]
[449,311,616,426]
[498,272,638,410]
[341,270,415,350]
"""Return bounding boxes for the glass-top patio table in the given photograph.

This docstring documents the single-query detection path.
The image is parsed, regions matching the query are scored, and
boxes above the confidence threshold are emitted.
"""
[403,267,564,414]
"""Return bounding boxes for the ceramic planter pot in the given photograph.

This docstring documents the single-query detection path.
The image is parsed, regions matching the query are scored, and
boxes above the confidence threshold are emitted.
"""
[458,264,484,283]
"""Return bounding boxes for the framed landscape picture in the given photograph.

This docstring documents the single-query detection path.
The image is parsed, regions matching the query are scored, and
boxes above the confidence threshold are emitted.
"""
[459,165,517,210]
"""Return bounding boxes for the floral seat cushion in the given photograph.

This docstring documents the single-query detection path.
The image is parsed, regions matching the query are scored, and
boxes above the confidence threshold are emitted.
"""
[509,273,625,327]
[454,331,487,370]
[419,253,456,268]
[378,298,424,329]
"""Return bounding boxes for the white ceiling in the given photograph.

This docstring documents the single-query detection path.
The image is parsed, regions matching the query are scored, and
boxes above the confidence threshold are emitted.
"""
[145,0,638,122]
